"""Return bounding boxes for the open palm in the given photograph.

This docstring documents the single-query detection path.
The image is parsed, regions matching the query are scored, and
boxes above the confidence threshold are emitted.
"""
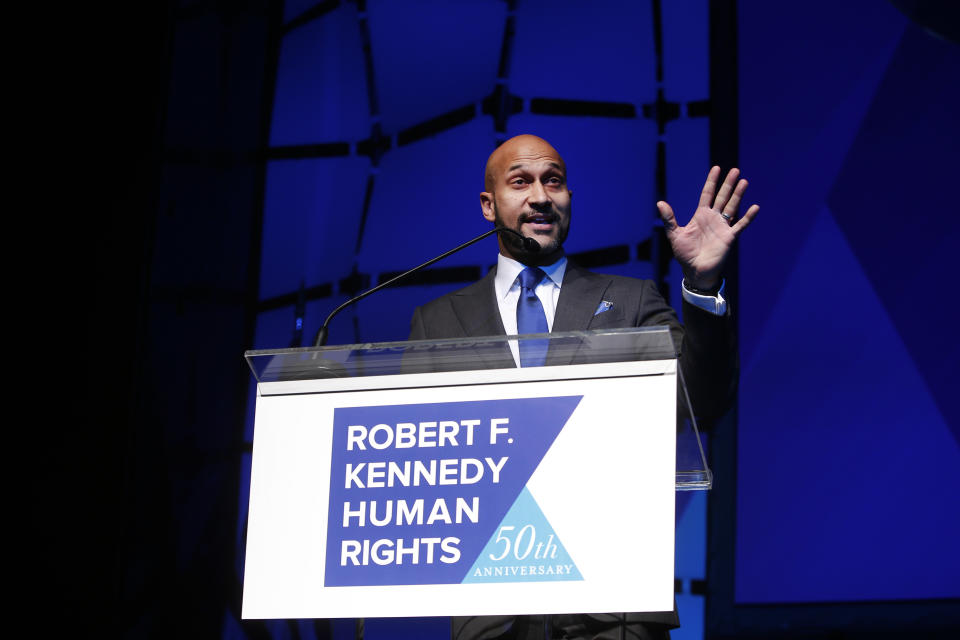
[656,166,759,290]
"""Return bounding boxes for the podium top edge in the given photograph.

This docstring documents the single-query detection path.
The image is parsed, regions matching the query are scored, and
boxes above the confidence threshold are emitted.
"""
[244,326,674,358]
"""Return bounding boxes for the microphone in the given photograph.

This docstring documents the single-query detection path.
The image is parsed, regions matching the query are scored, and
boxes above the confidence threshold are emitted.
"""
[313,227,538,347]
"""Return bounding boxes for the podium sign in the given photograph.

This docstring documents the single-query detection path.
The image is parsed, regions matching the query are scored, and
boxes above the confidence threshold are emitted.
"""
[242,328,706,619]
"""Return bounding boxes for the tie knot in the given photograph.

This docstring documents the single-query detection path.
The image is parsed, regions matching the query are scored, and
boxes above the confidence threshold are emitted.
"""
[518,267,546,291]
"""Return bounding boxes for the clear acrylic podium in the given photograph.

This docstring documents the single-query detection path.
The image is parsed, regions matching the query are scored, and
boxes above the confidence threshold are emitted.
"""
[245,326,711,491]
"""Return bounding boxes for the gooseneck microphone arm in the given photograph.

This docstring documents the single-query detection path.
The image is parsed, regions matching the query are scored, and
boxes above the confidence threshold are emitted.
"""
[313,227,539,347]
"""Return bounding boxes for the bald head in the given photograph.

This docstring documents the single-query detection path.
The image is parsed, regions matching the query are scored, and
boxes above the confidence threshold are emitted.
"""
[484,134,566,192]
[479,134,572,265]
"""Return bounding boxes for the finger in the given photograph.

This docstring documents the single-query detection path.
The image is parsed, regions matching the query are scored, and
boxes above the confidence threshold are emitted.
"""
[713,168,740,212]
[731,204,759,237]
[698,166,721,208]
[723,178,748,216]
[656,201,678,232]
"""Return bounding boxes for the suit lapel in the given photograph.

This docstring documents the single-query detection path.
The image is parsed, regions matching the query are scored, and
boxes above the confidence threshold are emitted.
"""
[449,268,514,369]
[552,263,611,332]
[548,263,613,366]
[450,267,505,337]
[443,262,615,369]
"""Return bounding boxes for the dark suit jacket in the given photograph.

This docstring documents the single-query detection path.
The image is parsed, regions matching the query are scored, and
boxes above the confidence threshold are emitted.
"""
[407,261,737,638]
[409,262,736,420]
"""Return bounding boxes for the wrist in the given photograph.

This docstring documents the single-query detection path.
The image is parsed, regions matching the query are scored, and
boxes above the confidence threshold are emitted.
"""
[683,278,722,296]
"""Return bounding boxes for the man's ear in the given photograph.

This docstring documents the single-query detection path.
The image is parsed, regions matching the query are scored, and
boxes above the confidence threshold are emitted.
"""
[480,191,495,222]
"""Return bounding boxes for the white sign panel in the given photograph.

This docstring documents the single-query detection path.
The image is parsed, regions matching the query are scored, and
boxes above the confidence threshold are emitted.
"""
[242,361,676,619]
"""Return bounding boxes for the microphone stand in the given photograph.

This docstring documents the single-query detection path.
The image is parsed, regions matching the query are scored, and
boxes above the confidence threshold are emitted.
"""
[313,227,537,347]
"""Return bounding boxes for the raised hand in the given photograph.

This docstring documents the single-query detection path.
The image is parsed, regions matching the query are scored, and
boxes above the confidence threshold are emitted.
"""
[656,166,759,291]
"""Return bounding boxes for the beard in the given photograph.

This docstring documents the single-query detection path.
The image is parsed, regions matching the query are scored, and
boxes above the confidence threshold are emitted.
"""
[492,200,569,266]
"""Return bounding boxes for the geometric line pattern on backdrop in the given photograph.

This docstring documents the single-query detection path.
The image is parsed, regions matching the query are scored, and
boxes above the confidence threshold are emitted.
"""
[239,1,713,638]
[827,24,960,445]
[736,204,960,602]
[737,19,904,372]
[261,3,710,342]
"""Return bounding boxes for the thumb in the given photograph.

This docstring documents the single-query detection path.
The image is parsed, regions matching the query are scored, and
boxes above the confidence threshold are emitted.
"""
[657,201,678,232]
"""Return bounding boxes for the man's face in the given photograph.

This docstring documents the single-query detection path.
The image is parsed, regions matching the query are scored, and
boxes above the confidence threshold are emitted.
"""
[480,136,572,264]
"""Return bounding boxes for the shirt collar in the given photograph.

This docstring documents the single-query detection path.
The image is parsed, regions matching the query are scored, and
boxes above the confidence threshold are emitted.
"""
[494,253,567,300]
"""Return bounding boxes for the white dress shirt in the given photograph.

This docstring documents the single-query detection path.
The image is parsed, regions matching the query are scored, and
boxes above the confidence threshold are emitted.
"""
[493,253,726,366]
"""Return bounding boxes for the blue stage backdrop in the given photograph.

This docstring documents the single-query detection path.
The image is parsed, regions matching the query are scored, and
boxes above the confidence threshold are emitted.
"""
[143,1,960,638]
[722,0,960,634]
[236,1,713,639]
[228,1,960,638]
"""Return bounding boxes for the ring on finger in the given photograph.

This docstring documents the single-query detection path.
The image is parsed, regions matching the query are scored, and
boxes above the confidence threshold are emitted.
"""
[718,211,733,222]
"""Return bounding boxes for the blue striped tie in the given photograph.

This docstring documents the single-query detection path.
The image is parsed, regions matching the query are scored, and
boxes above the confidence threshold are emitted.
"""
[516,267,549,367]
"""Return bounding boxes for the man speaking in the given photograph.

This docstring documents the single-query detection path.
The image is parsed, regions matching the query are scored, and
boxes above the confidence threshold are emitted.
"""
[408,134,758,639]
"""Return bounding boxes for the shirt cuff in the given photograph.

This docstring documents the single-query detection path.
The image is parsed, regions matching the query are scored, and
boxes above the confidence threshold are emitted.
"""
[681,279,727,316]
